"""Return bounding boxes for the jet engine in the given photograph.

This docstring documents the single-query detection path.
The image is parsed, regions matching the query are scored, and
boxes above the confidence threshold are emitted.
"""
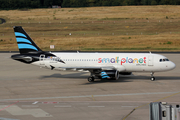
[100,70,119,80]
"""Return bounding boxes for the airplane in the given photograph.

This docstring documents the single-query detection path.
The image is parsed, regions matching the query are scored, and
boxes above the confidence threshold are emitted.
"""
[11,26,176,82]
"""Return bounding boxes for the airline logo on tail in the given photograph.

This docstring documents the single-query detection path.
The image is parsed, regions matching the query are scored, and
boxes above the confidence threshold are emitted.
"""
[13,26,41,54]
[15,32,38,51]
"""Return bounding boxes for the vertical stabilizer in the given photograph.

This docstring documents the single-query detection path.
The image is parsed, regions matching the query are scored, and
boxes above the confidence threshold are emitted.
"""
[13,26,42,54]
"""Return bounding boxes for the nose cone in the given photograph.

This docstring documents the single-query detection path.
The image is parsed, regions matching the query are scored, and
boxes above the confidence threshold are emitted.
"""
[169,62,176,70]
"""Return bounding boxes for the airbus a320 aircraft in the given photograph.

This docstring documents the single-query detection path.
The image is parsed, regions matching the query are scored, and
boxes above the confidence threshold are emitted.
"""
[11,26,176,82]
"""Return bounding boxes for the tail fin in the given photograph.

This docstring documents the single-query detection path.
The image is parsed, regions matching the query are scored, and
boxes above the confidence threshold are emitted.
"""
[13,26,42,54]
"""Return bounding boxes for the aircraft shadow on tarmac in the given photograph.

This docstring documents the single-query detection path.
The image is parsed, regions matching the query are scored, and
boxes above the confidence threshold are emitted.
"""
[40,72,88,79]
[83,76,180,84]
[40,73,132,83]
[130,76,180,81]
[40,73,180,83]
[40,73,180,85]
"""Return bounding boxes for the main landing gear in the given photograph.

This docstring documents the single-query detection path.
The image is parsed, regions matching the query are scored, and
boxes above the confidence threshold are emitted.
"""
[88,73,95,82]
[88,76,94,82]
[150,72,155,81]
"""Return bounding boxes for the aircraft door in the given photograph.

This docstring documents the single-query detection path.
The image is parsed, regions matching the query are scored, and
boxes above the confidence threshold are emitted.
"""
[148,55,154,66]
[39,54,45,65]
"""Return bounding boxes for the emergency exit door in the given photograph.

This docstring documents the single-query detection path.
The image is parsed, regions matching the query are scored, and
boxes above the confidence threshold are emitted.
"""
[148,55,154,66]
[39,54,45,65]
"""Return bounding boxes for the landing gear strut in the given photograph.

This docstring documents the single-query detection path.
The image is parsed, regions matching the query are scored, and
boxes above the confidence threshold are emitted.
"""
[150,72,155,81]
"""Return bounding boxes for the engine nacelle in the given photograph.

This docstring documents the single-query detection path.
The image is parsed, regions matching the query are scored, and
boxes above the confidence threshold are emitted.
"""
[119,72,132,75]
[101,70,119,80]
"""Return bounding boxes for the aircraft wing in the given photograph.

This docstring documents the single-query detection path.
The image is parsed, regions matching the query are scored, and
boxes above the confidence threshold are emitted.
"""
[55,65,126,72]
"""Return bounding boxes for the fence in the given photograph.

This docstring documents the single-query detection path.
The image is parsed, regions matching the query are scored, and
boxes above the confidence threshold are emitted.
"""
[6,19,179,24]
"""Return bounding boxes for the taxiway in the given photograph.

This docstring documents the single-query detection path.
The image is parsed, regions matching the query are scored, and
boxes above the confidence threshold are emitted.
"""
[0,53,180,120]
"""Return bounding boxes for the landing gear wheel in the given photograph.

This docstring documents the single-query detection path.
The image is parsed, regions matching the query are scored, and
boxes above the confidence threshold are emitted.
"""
[150,72,155,81]
[150,77,155,81]
[88,76,94,82]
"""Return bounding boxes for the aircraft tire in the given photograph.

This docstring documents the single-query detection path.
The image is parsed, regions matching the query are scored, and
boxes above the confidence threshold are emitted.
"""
[150,77,155,81]
[115,70,119,80]
[88,76,94,82]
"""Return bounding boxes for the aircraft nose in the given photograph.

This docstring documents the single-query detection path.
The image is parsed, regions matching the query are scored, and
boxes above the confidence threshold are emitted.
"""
[169,62,176,70]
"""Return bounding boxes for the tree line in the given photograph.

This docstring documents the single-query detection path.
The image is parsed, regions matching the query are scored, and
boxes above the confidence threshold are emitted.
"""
[0,0,180,10]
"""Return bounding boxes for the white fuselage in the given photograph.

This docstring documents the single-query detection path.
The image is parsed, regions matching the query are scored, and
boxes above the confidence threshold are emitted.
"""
[32,52,176,72]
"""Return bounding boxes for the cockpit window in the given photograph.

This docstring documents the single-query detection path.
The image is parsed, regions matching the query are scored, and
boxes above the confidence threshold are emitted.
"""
[159,58,169,62]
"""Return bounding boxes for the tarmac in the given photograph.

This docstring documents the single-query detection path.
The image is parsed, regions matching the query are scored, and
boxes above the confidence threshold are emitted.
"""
[0,53,180,120]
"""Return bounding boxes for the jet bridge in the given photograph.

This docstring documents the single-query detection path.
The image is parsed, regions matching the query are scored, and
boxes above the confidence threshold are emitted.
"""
[150,102,180,120]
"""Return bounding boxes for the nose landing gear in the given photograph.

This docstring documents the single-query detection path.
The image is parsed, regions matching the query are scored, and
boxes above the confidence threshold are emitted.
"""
[150,72,155,81]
